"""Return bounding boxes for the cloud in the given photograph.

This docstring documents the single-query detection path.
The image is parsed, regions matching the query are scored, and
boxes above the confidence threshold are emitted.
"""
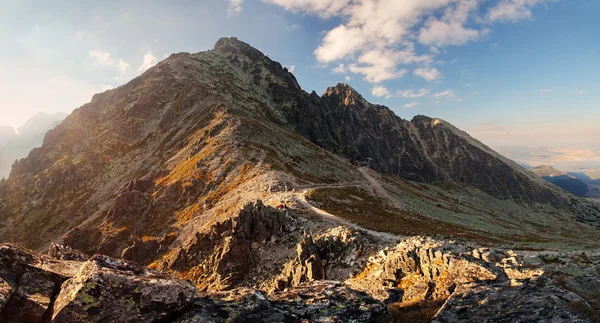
[117,59,129,73]
[434,89,455,98]
[284,64,296,73]
[539,88,552,92]
[371,85,392,99]
[227,0,245,16]
[487,0,546,22]
[265,0,550,86]
[345,76,352,82]
[576,88,587,95]
[262,0,349,18]
[88,50,115,67]
[285,24,302,31]
[414,67,442,82]
[403,102,418,108]
[88,49,129,73]
[399,88,430,98]
[138,51,157,72]
[332,63,346,74]
[419,0,489,47]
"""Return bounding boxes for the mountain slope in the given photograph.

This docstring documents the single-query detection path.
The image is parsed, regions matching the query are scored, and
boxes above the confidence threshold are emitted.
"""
[0,36,599,283]
[0,112,67,178]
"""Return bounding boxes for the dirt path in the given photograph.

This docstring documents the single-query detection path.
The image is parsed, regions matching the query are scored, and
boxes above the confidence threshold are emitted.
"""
[357,167,408,210]
[293,192,403,242]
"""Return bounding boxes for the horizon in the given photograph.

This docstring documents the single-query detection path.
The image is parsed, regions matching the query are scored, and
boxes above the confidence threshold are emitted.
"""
[1,0,598,171]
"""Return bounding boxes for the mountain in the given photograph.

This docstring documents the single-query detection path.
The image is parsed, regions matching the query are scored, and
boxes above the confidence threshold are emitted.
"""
[0,126,17,145]
[531,164,600,198]
[531,164,566,177]
[0,112,67,178]
[0,37,600,320]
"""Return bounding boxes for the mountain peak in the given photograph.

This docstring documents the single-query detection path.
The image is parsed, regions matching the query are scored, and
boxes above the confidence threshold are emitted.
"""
[212,36,265,60]
[322,83,366,107]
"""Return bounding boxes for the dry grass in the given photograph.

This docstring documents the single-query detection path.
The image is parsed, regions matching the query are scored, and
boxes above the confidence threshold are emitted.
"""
[307,186,502,243]
[388,298,448,323]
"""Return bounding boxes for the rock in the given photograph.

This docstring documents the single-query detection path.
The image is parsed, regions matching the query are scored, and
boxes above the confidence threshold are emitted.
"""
[52,254,197,322]
[0,278,13,312]
[159,201,295,291]
[434,277,593,322]
[481,249,504,263]
[273,232,324,291]
[0,244,79,323]
[0,271,56,323]
[49,243,89,261]
[176,280,387,323]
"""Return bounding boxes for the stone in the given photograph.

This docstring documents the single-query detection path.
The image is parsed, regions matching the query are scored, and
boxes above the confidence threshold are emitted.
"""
[52,254,197,322]
[48,243,89,261]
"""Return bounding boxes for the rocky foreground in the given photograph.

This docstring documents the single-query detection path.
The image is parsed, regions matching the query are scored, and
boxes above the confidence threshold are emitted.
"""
[1,225,599,322]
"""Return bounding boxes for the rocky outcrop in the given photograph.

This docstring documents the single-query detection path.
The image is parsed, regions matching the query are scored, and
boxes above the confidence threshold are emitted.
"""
[159,200,298,290]
[273,227,380,291]
[48,243,89,261]
[52,254,197,322]
[272,232,324,291]
[0,243,387,323]
[177,281,387,323]
[346,237,600,322]
[0,244,81,322]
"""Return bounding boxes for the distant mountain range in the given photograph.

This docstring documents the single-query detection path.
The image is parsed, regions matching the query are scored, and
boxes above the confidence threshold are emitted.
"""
[0,112,67,178]
[531,165,600,198]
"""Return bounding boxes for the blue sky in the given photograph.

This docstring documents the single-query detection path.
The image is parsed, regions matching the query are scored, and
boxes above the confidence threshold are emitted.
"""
[0,0,598,162]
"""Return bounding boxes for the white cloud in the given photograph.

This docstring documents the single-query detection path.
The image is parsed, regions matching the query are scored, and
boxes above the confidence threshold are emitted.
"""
[262,0,349,18]
[457,98,464,102]
[138,51,157,72]
[75,30,85,39]
[285,24,302,31]
[539,88,552,93]
[576,88,587,95]
[88,50,115,67]
[265,0,549,86]
[419,0,489,47]
[117,59,129,73]
[284,64,296,73]
[332,63,346,74]
[487,0,546,22]
[414,67,442,82]
[399,88,430,98]
[371,85,392,99]
[227,0,245,16]
[403,102,418,108]
[88,49,129,73]
[434,89,455,98]
[345,76,352,82]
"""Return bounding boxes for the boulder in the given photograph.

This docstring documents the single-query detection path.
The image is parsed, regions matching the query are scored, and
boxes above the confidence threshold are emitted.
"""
[176,280,387,323]
[48,243,89,261]
[52,254,197,322]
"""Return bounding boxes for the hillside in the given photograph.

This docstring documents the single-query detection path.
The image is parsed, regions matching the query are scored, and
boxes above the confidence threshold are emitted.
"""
[0,37,600,321]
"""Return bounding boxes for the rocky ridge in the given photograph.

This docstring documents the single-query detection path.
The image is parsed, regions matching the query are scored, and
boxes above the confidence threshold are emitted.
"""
[1,223,599,322]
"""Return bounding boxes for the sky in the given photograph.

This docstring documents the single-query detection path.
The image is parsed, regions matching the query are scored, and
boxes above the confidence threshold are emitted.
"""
[0,0,598,168]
